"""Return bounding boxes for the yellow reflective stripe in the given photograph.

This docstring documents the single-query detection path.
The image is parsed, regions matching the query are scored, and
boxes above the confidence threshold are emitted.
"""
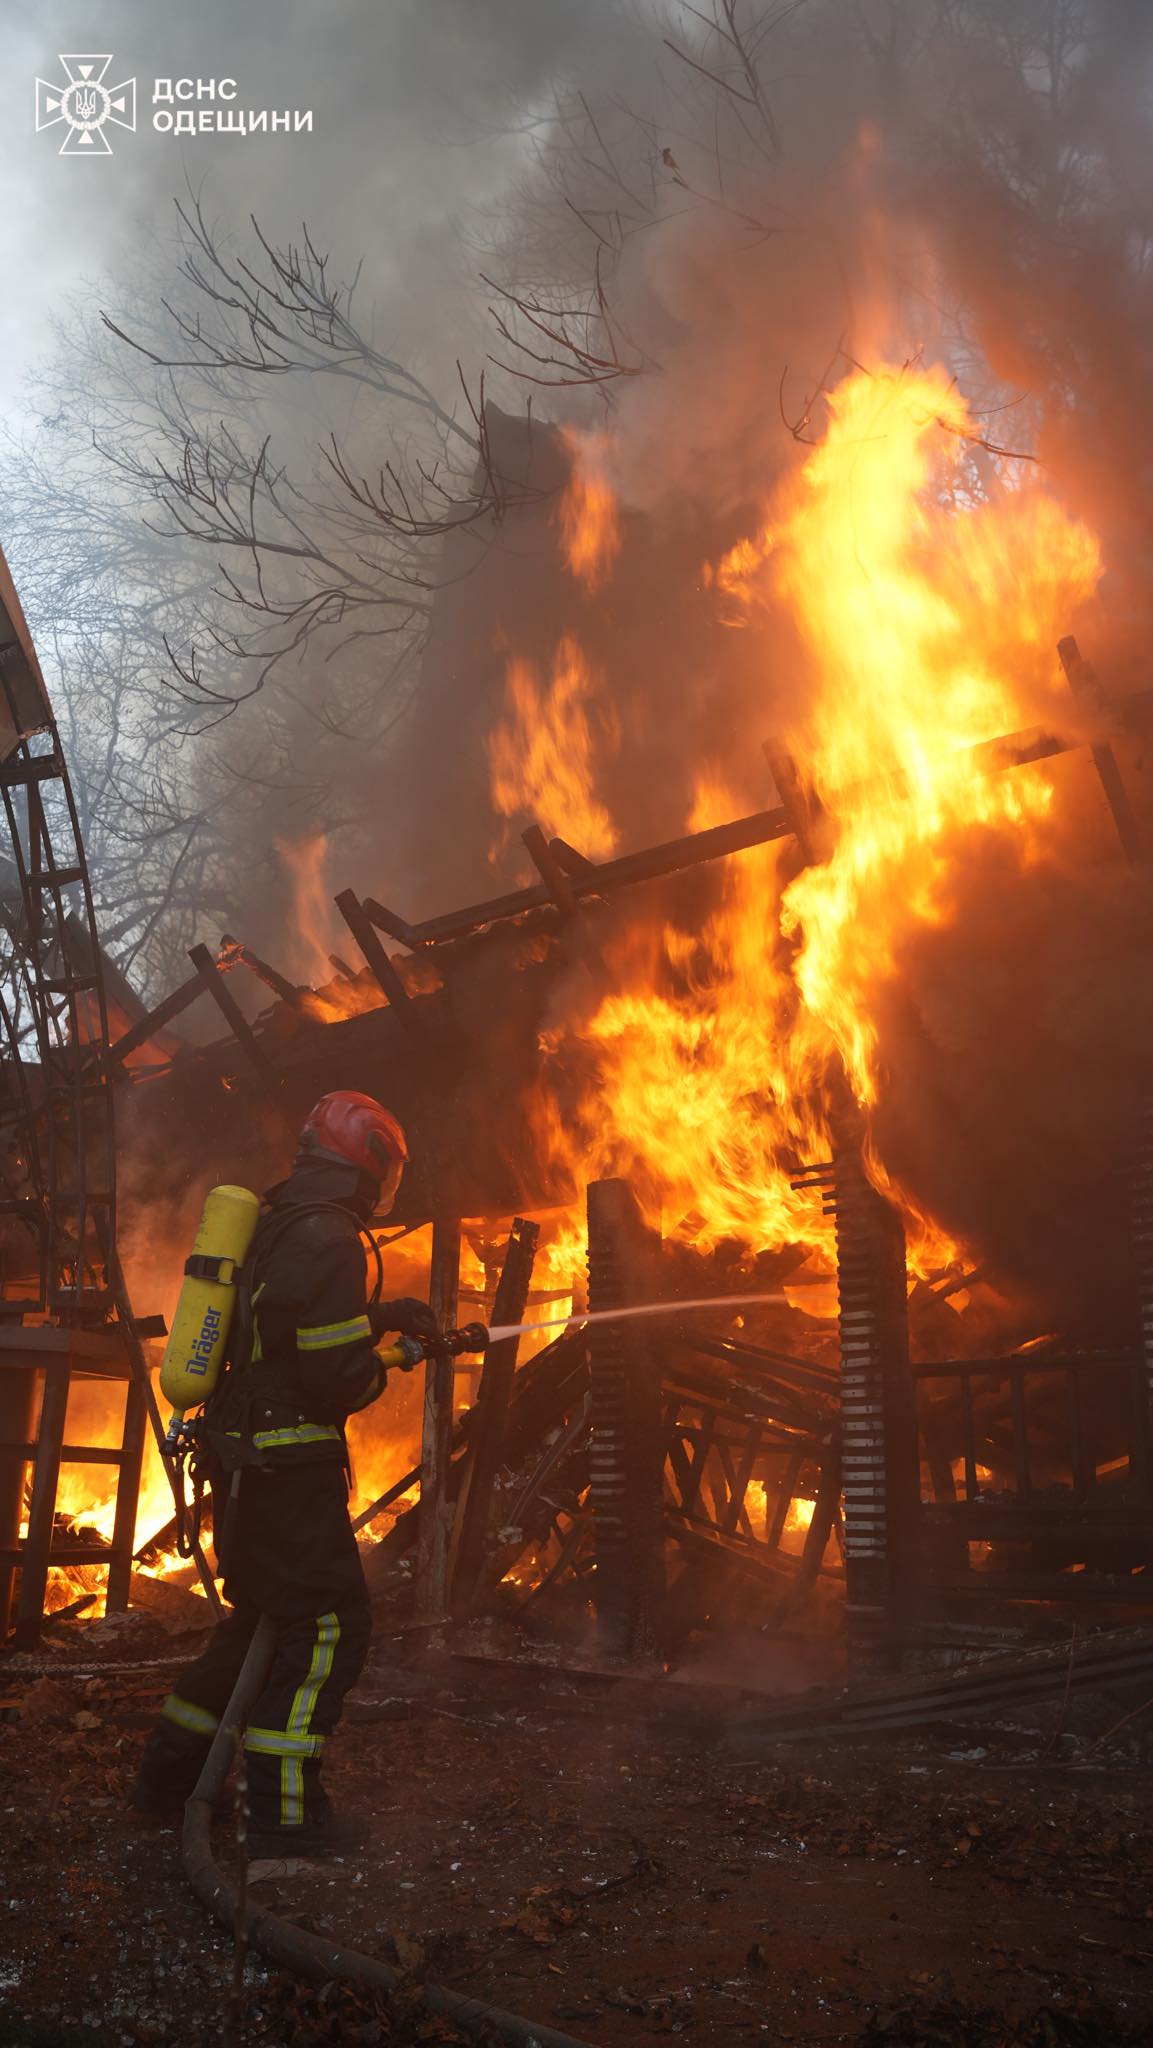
[262,1612,340,1825]
[161,1694,219,1736]
[245,1726,326,1759]
[251,1424,342,1449]
[288,1612,340,1737]
[284,1756,305,1826]
[295,1316,372,1351]
[245,1613,342,1827]
[251,1281,265,1365]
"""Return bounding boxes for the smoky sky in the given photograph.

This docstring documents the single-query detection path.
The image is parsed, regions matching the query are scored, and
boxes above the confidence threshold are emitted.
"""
[0,0,663,418]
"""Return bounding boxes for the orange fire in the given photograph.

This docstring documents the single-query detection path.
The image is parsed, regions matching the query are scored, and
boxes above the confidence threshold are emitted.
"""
[557,428,621,592]
[274,833,394,1022]
[749,1481,818,1553]
[51,366,1105,1614]
[277,833,337,986]
[505,361,1102,1277]
[488,633,620,860]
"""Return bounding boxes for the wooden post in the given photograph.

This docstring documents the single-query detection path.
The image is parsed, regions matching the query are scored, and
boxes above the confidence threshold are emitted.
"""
[107,972,204,1069]
[795,1434,842,1594]
[0,1366,38,1634]
[1058,636,1144,866]
[1130,1102,1153,1496]
[521,826,579,916]
[334,890,416,1015]
[450,1216,540,1614]
[763,741,826,867]
[220,936,306,1009]
[414,1217,461,1630]
[109,1248,223,1615]
[188,944,275,1080]
[361,898,422,949]
[586,1178,665,1663]
[767,1446,805,1550]
[13,1362,69,1647]
[105,1374,147,1614]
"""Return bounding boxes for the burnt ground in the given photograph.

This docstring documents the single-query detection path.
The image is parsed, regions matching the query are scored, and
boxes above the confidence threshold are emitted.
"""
[3,1614,1153,2048]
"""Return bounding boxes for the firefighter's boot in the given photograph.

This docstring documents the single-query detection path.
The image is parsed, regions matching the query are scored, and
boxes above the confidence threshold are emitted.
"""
[245,1752,368,1859]
[130,1722,213,1817]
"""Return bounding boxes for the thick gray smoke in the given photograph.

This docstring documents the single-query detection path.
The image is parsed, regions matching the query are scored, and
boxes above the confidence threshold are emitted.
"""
[0,0,667,990]
[1,0,657,408]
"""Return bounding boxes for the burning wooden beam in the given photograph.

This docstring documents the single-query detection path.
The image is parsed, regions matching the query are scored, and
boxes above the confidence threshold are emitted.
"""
[346,672,1147,956]
[763,741,827,866]
[450,1214,540,1614]
[360,897,422,949]
[1058,636,1145,865]
[188,943,274,1080]
[366,805,792,948]
[413,1216,461,1631]
[334,888,415,1019]
[218,934,305,1010]
[521,824,579,916]
[550,836,598,879]
[107,970,204,1068]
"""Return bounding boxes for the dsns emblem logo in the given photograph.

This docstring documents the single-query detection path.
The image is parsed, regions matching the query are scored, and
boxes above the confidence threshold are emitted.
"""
[35,55,136,155]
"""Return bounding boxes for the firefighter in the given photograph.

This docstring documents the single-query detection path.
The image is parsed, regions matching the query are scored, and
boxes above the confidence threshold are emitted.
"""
[131,1090,438,1857]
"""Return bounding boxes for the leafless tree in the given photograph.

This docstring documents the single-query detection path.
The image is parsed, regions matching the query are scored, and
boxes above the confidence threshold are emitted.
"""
[0,197,537,995]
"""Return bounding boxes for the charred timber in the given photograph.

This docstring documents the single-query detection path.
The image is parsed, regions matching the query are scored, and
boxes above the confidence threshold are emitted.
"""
[358,712,1117,954]
[450,1215,540,1614]
[373,805,792,947]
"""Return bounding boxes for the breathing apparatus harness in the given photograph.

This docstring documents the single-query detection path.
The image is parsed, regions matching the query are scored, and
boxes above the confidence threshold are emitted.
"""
[170,1197,394,1562]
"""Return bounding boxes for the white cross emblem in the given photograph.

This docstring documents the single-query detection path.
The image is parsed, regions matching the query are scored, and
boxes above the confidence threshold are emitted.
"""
[35,55,136,156]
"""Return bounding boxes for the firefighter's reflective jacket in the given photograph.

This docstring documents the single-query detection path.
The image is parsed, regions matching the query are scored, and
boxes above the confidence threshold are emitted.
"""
[203,1169,384,1469]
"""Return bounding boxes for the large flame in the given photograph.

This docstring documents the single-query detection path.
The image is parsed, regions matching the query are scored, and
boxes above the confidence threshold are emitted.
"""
[514,362,1101,1276]
[489,633,620,859]
[53,365,1105,1605]
[277,833,337,986]
[557,428,621,593]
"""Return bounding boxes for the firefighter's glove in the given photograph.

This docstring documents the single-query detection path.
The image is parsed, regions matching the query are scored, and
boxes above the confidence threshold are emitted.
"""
[371,1297,440,1342]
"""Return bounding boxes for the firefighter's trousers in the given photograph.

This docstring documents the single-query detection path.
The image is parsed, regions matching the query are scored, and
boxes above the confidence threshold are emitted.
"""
[136,1460,371,1827]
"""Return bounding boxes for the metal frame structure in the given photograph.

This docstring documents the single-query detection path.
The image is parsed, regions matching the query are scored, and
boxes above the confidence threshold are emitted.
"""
[0,547,147,1645]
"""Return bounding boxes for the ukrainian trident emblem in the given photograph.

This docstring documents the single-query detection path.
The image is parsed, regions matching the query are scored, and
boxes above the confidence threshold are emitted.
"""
[35,56,136,155]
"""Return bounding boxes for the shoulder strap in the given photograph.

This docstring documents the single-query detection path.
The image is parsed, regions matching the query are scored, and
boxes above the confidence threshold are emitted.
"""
[250,1199,384,1304]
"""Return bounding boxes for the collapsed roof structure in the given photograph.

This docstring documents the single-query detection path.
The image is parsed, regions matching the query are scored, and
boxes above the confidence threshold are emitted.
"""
[3,398,1153,1688]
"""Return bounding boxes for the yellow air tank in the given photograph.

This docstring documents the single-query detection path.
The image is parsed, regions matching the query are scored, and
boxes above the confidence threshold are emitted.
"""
[160,1184,261,1420]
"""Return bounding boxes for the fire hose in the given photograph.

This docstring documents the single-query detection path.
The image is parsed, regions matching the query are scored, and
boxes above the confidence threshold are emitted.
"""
[183,1615,594,2048]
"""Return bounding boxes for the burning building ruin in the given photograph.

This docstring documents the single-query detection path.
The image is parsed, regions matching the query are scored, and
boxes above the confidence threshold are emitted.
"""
[3,353,1152,1689]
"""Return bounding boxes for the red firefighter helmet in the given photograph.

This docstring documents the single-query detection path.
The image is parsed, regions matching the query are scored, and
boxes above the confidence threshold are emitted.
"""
[299,1091,408,1181]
